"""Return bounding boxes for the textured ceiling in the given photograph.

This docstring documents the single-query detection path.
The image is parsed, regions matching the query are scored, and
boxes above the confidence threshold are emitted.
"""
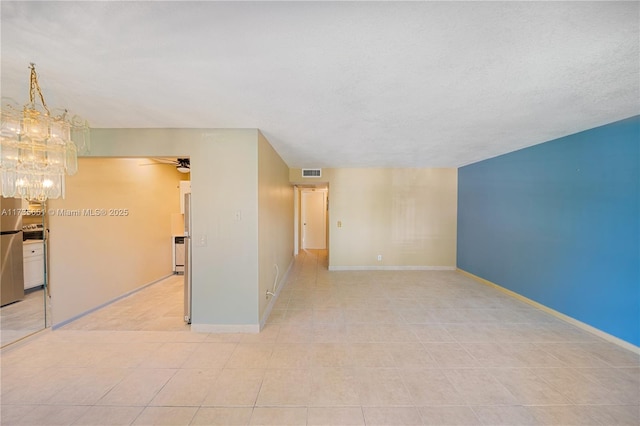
[1,1,638,168]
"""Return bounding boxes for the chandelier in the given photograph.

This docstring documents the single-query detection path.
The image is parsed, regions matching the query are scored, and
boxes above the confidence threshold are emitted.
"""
[0,63,90,201]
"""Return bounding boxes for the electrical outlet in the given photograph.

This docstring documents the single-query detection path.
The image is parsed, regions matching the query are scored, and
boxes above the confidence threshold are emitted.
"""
[377,254,382,261]
[195,233,208,247]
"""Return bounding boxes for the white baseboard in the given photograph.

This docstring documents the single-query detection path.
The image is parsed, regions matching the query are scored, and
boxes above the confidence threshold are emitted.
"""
[191,323,260,334]
[328,265,455,271]
[457,268,640,355]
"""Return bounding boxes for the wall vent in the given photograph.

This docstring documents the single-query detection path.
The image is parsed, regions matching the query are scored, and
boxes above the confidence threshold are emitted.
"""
[302,168,322,178]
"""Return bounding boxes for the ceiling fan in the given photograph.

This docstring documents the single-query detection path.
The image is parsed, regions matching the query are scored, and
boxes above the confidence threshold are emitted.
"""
[142,158,191,173]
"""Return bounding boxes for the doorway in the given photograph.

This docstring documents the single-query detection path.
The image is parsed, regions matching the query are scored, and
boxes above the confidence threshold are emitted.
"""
[300,188,327,250]
[44,157,190,332]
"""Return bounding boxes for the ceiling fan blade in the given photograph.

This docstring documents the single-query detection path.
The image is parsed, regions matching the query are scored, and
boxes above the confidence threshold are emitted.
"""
[139,158,190,171]
[150,158,179,165]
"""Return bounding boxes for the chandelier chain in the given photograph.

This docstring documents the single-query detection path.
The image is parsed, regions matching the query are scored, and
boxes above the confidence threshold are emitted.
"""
[28,63,50,116]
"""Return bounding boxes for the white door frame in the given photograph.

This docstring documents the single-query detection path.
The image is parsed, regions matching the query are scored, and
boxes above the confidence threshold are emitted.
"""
[293,185,328,255]
[293,186,299,256]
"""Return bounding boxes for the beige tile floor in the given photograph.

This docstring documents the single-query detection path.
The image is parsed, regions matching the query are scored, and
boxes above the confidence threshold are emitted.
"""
[1,250,638,425]
[0,287,50,347]
[59,275,188,332]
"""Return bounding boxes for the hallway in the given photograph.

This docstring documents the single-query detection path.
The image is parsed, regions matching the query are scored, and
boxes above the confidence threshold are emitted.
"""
[0,250,638,425]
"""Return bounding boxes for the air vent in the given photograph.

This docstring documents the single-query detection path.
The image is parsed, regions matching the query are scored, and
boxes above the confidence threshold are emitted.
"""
[302,168,322,178]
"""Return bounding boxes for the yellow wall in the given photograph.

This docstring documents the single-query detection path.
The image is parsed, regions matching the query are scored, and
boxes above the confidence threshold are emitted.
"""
[47,158,183,325]
[291,167,457,269]
[257,132,294,323]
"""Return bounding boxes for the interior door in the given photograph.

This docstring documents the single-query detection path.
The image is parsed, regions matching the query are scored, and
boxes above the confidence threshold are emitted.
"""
[301,190,326,249]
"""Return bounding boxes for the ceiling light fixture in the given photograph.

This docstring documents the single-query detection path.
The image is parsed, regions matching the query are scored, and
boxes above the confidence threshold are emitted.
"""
[0,63,90,201]
[176,158,190,174]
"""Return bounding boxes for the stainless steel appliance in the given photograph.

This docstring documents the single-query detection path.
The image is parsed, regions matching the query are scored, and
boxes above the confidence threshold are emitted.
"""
[183,192,192,324]
[174,236,185,274]
[1,197,25,306]
[23,223,44,241]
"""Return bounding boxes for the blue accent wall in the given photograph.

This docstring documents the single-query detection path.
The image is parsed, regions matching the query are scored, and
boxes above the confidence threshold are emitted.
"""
[457,116,640,346]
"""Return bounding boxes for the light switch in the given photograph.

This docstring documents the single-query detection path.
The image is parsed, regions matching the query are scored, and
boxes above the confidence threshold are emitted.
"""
[195,233,208,247]
[337,220,342,228]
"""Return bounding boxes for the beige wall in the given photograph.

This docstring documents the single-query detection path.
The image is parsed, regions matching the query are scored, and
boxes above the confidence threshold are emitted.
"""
[48,158,183,325]
[85,129,269,330]
[291,167,457,269]
[51,131,456,329]
[257,132,294,323]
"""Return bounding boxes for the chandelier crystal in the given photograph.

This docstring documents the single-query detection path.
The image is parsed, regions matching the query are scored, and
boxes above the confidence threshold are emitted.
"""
[0,63,90,201]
